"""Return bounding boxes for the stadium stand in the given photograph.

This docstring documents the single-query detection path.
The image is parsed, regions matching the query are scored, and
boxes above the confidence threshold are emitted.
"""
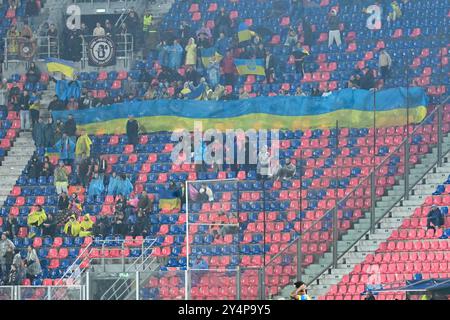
[0,0,448,300]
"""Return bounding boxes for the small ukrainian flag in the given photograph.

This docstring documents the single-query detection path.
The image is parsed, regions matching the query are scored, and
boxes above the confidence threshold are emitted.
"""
[238,22,252,43]
[234,59,266,76]
[201,47,223,68]
[46,58,76,80]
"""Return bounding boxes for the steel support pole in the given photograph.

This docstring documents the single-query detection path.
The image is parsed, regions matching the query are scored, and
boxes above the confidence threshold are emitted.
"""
[236,266,241,300]
[296,236,302,281]
[370,171,376,234]
[438,105,443,167]
[404,139,410,200]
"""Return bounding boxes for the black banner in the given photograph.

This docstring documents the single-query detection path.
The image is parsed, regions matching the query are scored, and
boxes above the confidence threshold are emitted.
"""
[87,36,116,67]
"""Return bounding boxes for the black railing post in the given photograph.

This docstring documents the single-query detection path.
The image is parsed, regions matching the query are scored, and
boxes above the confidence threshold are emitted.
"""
[332,120,339,269]
[404,138,410,200]
[438,105,443,167]
[296,235,302,281]
[370,171,376,234]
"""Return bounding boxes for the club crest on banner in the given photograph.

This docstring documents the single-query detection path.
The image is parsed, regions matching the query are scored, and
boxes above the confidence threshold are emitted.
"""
[88,37,116,67]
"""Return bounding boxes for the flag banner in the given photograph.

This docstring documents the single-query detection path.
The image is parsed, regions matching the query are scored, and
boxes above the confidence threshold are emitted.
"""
[52,87,428,135]
[234,59,266,76]
[87,36,117,67]
[238,22,252,43]
[46,58,76,80]
[201,47,223,68]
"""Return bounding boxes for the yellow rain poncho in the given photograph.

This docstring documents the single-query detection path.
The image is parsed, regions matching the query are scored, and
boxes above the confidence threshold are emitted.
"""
[27,208,47,227]
[75,134,93,159]
[64,216,81,237]
[79,214,94,237]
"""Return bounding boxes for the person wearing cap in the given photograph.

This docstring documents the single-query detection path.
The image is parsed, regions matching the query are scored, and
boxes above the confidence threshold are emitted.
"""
[427,205,445,232]
[290,281,312,300]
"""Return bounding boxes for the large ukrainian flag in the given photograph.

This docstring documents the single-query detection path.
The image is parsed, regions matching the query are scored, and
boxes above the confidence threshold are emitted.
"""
[235,59,266,76]
[51,87,429,135]
[46,58,76,80]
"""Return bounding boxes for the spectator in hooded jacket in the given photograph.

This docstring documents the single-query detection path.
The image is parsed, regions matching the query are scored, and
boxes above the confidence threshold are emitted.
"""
[107,172,120,196]
[168,39,184,70]
[79,214,94,237]
[116,174,134,197]
[27,205,47,230]
[55,134,76,165]
[88,173,105,198]
[64,215,80,237]
[25,246,42,283]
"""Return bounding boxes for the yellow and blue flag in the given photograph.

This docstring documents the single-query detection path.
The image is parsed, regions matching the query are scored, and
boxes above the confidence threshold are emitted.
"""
[187,83,207,100]
[238,22,252,43]
[201,47,223,68]
[46,58,76,80]
[234,59,266,76]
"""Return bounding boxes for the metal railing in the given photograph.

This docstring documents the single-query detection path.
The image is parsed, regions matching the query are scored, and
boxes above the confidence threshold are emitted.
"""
[0,285,86,300]
[100,238,158,300]
[3,36,60,68]
[259,94,450,299]
[59,238,158,287]
[59,239,94,285]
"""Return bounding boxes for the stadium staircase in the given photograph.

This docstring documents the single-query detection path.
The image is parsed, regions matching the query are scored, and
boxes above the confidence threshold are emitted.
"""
[0,132,36,210]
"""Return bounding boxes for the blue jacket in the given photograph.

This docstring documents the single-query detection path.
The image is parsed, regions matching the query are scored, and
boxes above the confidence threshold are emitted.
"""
[215,37,230,56]
[116,178,133,197]
[157,44,169,67]
[88,177,105,197]
[107,176,120,196]
[56,80,68,101]
[54,137,76,161]
[168,44,183,70]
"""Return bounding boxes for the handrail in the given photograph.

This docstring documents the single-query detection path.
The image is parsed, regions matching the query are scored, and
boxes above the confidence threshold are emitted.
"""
[100,239,157,300]
[264,94,449,272]
[59,240,94,284]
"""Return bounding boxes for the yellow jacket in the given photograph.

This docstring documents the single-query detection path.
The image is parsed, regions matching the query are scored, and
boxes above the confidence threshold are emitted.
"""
[79,214,94,237]
[75,134,92,158]
[27,209,47,227]
[64,217,81,237]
